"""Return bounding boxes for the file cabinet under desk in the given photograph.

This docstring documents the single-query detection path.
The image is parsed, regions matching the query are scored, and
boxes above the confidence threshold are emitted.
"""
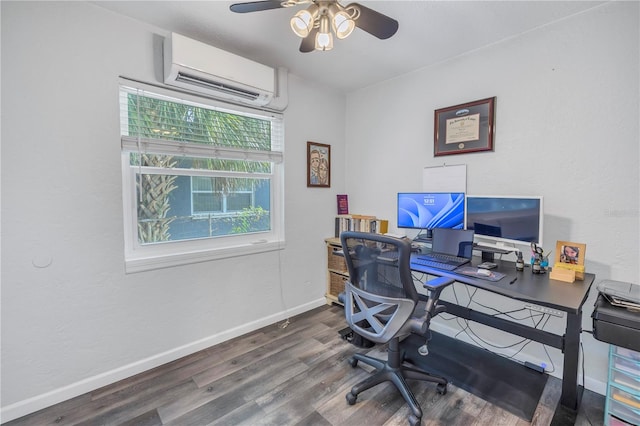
[606,345,640,425]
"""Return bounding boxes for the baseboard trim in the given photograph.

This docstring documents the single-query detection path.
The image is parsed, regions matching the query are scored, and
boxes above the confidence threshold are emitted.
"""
[0,298,326,423]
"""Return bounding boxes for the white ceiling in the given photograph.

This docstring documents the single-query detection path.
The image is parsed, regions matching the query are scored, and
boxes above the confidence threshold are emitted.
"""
[92,1,606,92]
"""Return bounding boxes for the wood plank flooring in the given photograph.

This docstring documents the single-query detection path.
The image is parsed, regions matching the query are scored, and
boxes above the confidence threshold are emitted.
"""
[3,305,604,426]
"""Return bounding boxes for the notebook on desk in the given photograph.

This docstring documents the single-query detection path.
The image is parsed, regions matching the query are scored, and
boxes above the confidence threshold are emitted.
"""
[412,228,475,270]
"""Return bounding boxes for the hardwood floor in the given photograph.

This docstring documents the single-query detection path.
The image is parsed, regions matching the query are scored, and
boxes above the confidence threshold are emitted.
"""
[4,305,604,426]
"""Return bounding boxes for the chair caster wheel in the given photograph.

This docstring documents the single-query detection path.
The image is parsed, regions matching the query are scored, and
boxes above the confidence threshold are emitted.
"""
[408,414,421,426]
[436,383,447,395]
[348,357,359,368]
[346,392,357,405]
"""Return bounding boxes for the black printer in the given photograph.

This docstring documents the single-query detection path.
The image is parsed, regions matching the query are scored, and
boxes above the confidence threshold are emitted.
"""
[592,280,640,351]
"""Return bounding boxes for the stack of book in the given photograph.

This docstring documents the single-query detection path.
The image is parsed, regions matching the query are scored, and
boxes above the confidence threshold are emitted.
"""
[335,215,388,237]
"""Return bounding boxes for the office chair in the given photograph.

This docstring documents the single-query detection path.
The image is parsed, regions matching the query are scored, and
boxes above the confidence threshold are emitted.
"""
[340,231,455,426]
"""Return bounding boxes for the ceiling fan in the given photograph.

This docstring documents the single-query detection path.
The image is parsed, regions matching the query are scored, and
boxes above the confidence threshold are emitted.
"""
[230,0,399,52]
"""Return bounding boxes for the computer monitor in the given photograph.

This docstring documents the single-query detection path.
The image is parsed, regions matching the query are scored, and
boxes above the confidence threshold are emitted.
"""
[466,195,543,250]
[397,192,465,234]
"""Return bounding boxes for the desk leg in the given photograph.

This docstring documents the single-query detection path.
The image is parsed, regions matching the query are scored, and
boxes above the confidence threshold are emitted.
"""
[551,310,584,425]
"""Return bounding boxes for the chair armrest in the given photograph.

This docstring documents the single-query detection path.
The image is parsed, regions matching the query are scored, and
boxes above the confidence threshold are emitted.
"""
[422,276,455,291]
[421,277,455,321]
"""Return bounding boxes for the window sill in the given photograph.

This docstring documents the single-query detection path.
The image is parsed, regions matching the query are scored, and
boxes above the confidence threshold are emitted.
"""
[124,239,285,274]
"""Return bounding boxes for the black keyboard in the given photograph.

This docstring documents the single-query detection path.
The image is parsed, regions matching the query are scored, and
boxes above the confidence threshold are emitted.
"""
[418,253,469,264]
[411,257,459,271]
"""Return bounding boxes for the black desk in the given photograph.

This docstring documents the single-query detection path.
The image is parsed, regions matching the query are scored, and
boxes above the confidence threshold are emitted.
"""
[408,254,595,425]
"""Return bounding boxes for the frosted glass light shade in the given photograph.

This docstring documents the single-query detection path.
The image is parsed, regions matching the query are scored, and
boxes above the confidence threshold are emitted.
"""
[315,15,333,51]
[315,32,333,50]
[290,9,314,38]
[332,11,355,39]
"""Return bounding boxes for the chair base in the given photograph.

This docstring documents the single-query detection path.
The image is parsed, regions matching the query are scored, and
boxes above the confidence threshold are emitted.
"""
[346,342,447,425]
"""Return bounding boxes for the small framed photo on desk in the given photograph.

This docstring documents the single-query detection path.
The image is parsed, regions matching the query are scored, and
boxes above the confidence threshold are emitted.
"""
[556,241,585,266]
[553,241,586,280]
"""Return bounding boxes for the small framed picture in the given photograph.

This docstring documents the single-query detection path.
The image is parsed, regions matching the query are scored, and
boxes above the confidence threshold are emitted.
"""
[434,97,496,156]
[307,141,330,188]
[554,241,586,266]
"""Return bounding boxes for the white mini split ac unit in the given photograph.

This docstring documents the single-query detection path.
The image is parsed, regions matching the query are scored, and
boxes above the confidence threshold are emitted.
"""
[163,33,287,111]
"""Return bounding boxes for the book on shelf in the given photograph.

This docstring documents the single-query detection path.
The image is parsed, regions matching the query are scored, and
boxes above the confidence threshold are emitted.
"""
[376,219,389,234]
[337,194,349,215]
[334,214,388,237]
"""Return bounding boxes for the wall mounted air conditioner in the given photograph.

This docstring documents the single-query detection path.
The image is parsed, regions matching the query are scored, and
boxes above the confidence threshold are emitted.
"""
[163,33,287,111]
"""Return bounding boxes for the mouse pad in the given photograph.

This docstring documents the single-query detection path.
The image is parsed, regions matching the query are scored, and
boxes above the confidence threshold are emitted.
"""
[455,266,506,282]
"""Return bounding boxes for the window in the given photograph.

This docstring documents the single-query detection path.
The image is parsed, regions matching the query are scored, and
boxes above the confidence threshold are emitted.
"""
[119,81,284,273]
[191,177,255,215]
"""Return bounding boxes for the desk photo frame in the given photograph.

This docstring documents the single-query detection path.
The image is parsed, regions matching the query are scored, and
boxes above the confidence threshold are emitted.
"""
[434,97,496,156]
[552,240,586,281]
[556,241,586,266]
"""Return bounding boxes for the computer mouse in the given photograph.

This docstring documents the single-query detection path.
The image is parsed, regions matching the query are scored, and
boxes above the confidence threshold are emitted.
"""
[477,268,492,277]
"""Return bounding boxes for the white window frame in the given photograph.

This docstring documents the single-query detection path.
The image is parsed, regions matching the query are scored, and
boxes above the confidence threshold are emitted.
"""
[120,79,285,273]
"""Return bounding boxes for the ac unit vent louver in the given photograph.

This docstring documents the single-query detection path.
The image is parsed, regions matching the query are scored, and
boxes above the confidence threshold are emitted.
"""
[175,72,261,101]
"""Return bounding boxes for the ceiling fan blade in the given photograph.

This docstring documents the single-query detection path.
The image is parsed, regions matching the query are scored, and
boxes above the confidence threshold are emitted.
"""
[300,28,318,53]
[230,1,285,13]
[349,3,398,39]
[299,27,319,53]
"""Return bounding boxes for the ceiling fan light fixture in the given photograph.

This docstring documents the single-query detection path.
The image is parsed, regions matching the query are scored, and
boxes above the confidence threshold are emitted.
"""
[331,11,354,39]
[231,0,398,53]
[290,4,318,38]
[315,15,333,51]
[328,4,355,40]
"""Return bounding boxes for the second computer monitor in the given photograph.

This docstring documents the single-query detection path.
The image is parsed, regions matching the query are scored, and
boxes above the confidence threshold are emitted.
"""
[397,192,465,232]
[466,195,543,247]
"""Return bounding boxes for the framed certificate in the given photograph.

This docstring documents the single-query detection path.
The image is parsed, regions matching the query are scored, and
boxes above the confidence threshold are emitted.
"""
[434,97,496,156]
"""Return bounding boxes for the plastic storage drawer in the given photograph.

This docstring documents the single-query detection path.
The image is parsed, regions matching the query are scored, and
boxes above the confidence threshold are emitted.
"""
[611,369,640,394]
[607,345,640,425]
[609,399,640,425]
[608,415,635,426]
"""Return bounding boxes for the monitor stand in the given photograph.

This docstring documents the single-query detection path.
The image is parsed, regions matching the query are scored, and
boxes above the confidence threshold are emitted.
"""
[474,244,512,262]
[413,228,432,243]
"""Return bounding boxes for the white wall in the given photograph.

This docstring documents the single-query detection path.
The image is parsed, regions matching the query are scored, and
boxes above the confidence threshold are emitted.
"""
[2,1,638,420]
[345,1,638,394]
[1,1,345,420]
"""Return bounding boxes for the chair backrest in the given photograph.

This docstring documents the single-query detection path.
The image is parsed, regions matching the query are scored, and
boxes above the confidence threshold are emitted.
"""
[340,231,419,343]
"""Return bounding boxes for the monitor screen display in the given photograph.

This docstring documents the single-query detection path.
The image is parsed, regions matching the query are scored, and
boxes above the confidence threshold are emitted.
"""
[466,196,543,246]
[397,192,465,230]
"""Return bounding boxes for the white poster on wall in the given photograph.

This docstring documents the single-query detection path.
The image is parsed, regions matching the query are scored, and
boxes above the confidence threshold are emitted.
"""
[423,164,467,193]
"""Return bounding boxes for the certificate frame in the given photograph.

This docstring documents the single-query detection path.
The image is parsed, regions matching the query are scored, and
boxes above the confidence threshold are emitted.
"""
[307,141,331,188]
[434,97,496,157]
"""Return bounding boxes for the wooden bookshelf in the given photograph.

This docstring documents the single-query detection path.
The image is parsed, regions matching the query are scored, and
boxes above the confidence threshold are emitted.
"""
[334,215,388,237]
[327,214,388,305]
[325,237,348,305]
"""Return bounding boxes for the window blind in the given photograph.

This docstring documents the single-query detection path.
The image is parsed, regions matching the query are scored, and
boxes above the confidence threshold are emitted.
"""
[120,84,283,163]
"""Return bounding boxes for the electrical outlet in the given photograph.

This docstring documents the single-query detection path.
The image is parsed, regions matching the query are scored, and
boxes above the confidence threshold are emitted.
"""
[524,303,564,317]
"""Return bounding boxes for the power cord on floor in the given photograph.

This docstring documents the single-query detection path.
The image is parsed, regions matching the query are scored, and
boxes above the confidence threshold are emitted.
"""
[579,341,596,426]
